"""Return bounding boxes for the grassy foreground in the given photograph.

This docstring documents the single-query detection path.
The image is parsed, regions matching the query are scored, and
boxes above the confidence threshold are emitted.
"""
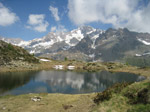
[0,80,149,112]
[0,93,95,112]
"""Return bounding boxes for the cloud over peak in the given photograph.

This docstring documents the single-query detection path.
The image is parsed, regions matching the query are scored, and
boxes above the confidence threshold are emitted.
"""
[0,3,19,26]
[68,0,150,33]
[49,6,60,21]
[50,25,67,32]
[27,14,49,32]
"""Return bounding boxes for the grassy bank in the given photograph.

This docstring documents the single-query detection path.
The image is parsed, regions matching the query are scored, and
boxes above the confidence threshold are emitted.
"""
[108,64,150,77]
[0,60,106,73]
[93,79,150,112]
[1,60,150,78]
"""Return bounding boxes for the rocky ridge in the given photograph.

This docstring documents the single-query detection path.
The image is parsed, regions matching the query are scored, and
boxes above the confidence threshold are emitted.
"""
[1,26,150,63]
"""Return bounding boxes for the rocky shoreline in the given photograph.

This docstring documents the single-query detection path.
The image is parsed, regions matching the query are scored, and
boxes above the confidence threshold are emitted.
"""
[1,60,150,79]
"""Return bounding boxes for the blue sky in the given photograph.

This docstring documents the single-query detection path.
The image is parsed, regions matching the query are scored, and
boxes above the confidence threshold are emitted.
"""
[0,0,149,40]
[0,0,72,40]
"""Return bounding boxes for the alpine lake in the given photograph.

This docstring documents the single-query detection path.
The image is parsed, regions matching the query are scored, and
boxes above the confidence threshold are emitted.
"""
[0,70,145,96]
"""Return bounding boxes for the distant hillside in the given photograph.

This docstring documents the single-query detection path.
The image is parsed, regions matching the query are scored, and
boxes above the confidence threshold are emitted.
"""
[0,40,39,65]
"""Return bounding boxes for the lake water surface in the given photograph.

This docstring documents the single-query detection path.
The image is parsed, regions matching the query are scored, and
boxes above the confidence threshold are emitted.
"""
[0,70,145,95]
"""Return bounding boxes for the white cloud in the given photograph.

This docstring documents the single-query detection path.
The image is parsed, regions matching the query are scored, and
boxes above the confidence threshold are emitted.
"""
[33,23,49,32]
[0,3,19,26]
[68,0,150,33]
[49,6,60,21]
[58,25,67,32]
[49,6,67,32]
[27,14,49,32]
[50,25,67,32]
[28,14,44,25]
[50,26,57,32]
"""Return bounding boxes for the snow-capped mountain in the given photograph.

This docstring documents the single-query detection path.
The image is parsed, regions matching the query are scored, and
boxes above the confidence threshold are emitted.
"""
[0,26,103,55]
[0,37,23,45]
[1,26,150,63]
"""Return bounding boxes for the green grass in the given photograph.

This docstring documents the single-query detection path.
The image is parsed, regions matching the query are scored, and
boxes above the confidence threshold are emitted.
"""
[127,104,150,112]
[0,80,149,112]
[0,93,95,112]
[92,80,150,112]
[0,40,39,65]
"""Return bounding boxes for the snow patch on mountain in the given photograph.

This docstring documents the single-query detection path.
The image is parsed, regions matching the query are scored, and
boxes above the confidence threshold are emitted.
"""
[0,26,103,55]
[30,50,36,54]
[91,34,99,49]
[32,41,54,48]
[67,29,84,40]
[62,46,71,50]
[138,38,150,45]
[89,54,95,58]
[17,41,30,47]
[87,29,96,35]
[40,59,51,62]
[57,36,63,41]
[135,52,150,57]
[64,29,84,46]
[143,52,150,55]
[135,54,142,57]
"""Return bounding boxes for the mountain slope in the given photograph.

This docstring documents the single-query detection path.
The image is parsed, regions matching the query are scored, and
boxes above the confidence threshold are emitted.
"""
[0,40,39,65]
[0,26,102,56]
[1,26,150,62]
[68,28,150,62]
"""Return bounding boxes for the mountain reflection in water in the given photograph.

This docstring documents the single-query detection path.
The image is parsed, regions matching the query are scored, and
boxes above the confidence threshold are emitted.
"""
[0,70,145,95]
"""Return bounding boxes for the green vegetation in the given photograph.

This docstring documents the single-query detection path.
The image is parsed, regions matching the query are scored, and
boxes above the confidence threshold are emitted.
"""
[0,80,149,112]
[123,82,150,105]
[92,80,150,112]
[125,56,150,67]
[94,82,131,104]
[0,93,95,112]
[0,40,39,65]
[82,62,107,72]
[64,57,68,61]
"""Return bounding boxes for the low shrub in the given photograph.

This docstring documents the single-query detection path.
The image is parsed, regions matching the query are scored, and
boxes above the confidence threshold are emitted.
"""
[93,89,112,104]
[124,87,150,105]
[94,82,131,104]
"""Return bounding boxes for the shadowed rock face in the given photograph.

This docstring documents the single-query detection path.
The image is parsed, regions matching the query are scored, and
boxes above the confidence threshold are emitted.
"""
[52,28,150,62]
[69,28,150,62]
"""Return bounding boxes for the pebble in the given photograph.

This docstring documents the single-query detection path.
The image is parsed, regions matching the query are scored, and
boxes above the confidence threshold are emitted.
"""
[31,96,41,102]
[2,107,6,110]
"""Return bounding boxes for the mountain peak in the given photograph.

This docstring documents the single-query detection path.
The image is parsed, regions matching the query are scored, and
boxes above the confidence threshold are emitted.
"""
[78,25,94,30]
[1,27,150,62]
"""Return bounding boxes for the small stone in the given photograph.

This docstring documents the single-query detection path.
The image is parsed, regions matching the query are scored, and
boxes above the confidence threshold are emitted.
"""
[2,107,6,110]
[31,96,41,102]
